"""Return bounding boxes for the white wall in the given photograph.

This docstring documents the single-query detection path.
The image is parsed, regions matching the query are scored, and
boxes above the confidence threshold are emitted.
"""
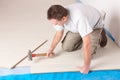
[80,0,120,47]
[0,0,75,67]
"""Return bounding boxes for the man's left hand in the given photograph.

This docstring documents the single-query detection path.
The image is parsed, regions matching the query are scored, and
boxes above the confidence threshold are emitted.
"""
[77,65,90,74]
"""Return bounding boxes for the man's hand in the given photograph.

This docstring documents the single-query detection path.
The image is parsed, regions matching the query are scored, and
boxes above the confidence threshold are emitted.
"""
[47,30,64,57]
[46,50,55,57]
[77,65,90,74]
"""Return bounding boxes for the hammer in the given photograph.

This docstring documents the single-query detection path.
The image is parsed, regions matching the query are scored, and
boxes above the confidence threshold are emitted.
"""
[28,50,55,61]
[28,50,46,61]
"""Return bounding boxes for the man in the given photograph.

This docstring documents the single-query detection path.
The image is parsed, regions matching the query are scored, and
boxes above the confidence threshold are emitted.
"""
[46,3,107,74]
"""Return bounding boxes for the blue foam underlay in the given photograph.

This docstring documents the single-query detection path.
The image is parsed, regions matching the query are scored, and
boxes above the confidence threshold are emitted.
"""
[76,0,81,3]
[0,67,30,76]
[104,28,115,42]
[0,70,120,80]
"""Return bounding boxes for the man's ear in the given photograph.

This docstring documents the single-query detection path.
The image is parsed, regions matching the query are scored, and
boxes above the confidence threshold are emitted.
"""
[62,16,67,22]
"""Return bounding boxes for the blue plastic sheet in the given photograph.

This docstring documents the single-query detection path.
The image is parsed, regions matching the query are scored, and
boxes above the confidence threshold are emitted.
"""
[104,28,115,42]
[0,70,120,80]
[0,67,30,76]
[76,0,81,3]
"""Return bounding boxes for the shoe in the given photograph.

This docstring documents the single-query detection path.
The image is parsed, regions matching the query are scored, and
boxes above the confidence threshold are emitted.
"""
[100,28,107,47]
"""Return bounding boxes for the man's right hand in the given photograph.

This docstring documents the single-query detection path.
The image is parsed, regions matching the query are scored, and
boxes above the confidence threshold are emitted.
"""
[46,50,55,57]
[46,30,64,58]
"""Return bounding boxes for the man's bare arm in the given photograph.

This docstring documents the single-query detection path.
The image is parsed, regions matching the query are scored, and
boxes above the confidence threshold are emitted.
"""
[83,34,91,68]
[48,30,64,52]
[77,34,92,74]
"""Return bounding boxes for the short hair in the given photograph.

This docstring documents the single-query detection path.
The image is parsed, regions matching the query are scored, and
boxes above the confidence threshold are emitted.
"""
[47,5,68,21]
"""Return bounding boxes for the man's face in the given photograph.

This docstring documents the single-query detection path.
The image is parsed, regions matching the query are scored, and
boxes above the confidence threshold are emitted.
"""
[50,16,68,26]
[50,19,64,26]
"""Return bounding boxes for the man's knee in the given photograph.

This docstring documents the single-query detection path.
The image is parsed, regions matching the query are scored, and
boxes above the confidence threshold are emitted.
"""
[62,44,74,52]
[61,31,82,52]
[62,42,82,52]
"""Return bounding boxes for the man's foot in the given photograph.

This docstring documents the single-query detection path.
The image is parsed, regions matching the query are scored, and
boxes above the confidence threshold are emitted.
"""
[100,28,107,47]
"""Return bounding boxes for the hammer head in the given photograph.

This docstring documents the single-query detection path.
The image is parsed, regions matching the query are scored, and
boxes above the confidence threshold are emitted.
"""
[28,50,32,61]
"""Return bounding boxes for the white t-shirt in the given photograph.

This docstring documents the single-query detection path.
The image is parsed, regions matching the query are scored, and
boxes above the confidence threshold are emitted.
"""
[54,3,102,38]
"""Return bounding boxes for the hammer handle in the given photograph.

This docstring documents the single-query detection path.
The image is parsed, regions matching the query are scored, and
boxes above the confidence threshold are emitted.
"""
[11,40,48,69]
[35,53,47,56]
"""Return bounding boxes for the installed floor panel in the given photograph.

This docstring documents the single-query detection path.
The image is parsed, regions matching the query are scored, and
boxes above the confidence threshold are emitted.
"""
[31,37,120,73]
[0,0,120,74]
